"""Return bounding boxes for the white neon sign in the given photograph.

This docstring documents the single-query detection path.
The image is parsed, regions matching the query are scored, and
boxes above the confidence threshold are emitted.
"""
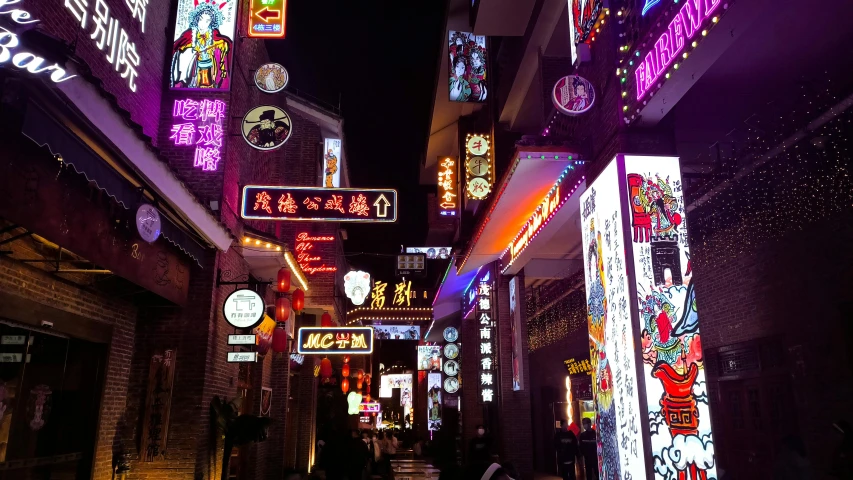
[0,0,76,84]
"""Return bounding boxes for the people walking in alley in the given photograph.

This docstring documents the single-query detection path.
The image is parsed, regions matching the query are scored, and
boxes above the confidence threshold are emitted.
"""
[347,429,369,480]
[469,425,493,468]
[554,421,579,480]
[578,418,598,480]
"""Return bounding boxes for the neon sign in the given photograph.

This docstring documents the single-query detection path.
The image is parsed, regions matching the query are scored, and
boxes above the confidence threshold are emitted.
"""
[465,134,492,200]
[63,0,142,92]
[241,186,398,223]
[297,327,373,355]
[170,99,226,172]
[295,232,337,275]
[477,279,495,403]
[247,0,286,38]
[634,0,722,100]
[438,157,457,216]
[358,402,381,413]
[0,0,76,84]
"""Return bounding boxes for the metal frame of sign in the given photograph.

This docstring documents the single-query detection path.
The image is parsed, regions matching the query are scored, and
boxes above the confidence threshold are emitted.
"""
[222,288,266,329]
[241,186,398,223]
[297,327,374,355]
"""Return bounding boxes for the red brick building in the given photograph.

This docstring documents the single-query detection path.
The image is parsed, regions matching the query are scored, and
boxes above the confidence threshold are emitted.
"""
[0,0,347,478]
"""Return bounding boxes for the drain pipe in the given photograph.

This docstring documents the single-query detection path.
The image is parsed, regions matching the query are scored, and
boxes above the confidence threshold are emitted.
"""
[688,90,853,212]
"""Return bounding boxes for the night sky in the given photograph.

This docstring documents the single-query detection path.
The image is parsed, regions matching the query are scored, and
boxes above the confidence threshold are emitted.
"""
[267,1,446,278]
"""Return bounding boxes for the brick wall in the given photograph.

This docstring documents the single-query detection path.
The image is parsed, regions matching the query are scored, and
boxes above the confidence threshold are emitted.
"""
[30,0,170,142]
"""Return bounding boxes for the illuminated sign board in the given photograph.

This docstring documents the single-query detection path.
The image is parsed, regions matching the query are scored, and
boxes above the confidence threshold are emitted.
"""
[373,325,420,340]
[563,357,592,375]
[254,63,288,93]
[437,157,457,216]
[396,254,425,277]
[359,402,381,413]
[417,345,441,371]
[369,279,419,309]
[465,134,493,200]
[448,31,487,103]
[344,270,371,306]
[247,0,286,38]
[580,158,646,480]
[4,2,76,85]
[295,232,336,275]
[323,138,341,188]
[505,167,585,270]
[242,186,397,223]
[170,98,226,172]
[297,327,373,355]
[405,247,450,260]
[463,267,491,315]
[170,0,235,90]
[427,372,442,430]
[476,278,495,403]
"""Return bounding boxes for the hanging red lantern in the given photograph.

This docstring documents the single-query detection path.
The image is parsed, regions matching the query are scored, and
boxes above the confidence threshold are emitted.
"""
[341,377,349,394]
[365,374,371,385]
[343,355,350,364]
[357,369,364,382]
[292,288,305,312]
[277,267,291,293]
[364,394,371,402]
[342,363,350,378]
[321,312,333,327]
[275,296,291,323]
[320,358,333,379]
[272,324,288,353]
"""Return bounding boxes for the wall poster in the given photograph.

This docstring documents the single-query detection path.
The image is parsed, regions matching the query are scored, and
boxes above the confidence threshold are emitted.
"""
[323,139,342,188]
[580,160,646,480]
[427,372,442,431]
[624,155,716,480]
[170,0,236,90]
[448,31,487,103]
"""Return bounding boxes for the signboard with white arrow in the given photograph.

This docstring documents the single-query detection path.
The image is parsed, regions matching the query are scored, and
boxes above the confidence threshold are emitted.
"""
[241,186,398,223]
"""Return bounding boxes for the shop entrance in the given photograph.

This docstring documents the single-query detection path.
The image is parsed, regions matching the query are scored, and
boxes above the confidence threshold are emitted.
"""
[0,320,106,479]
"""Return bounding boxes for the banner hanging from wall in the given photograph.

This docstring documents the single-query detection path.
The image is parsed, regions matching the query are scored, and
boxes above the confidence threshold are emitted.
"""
[170,0,236,90]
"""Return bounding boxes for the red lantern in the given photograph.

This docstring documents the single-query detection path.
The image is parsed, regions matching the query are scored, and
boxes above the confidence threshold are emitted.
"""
[341,377,349,394]
[364,394,371,402]
[357,370,364,382]
[277,267,291,293]
[275,296,291,323]
[292,288,305,312]
[321,312,333,327]
[365,374,371,385]
[272,324,288,353]
[320,358,333,379]
[343,355,350,364]
[342,363,350,378]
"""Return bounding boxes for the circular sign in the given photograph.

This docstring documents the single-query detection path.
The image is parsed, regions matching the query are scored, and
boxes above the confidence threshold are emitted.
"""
[241,105,293,151]
[135,204,161,243]
[254,63,289,93]
[443,343,459,360]
[466,156,489,177]
[552,75,595,116]
[443,376,459,394]
[443,327,459,343]
[443,360,459,377]
[467,177,491,199]
[466,135,489,156]
[223,289,266,329]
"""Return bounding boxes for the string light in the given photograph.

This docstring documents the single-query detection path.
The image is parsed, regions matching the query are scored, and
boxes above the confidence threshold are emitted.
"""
[527,272,587,352]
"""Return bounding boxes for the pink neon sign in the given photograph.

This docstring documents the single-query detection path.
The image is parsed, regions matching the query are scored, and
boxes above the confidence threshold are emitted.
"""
[634,0,721,100]
[169,99,226,171]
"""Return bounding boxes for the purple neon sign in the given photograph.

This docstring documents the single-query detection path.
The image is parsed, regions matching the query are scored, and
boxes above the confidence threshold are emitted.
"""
[169,99,226,171]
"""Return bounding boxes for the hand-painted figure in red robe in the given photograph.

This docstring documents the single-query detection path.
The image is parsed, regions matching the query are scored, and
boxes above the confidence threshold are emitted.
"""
[171,0,232,89]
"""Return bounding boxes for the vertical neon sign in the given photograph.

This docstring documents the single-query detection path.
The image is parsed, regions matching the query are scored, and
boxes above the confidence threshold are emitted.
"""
[170,99,226,171]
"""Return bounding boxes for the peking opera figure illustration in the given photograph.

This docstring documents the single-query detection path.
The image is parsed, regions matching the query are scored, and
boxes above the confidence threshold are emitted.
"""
[170,0,234,90]
[628,166,717,480]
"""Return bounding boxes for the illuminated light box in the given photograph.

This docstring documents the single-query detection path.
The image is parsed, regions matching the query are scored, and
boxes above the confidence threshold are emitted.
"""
[417,345,442,372]
[297,327,373,355]
[373,325,420,340]
[448,31,487,103]
[437,157,457,216]
[427,372,442,431]
[242,186,397,223]
[323,139,342,188]
[464,134,493,200]
[170,0,236,90]
[580,155,716,480]
[405,247,451,260]
[359,402,381,413]
[247,0,286,38]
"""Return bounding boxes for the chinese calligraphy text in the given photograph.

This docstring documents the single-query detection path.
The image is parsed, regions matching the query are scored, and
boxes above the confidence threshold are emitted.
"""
[242,186,398,222]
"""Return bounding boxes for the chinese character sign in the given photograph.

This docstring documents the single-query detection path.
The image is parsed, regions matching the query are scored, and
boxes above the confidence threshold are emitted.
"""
[580,159,647,480]
[477,279,495,403]
[437,157,457,216]
[170,98,226,171]
[242,186,398,222]
[465,134,493,200]
[624,155,717,480]
[247,0,286,38]
[297,327,373,355]
[448,31,487,103]
[170,0,235,90]
[563,357,592,375]
[323,139,341,188]
[295,232,337,275]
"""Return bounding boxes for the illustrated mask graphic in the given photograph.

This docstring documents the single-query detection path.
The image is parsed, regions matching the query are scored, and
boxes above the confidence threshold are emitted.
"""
[344,271,371,305]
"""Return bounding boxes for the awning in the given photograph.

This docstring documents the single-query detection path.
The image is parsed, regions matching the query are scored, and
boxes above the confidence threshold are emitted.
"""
[22,102,208,266]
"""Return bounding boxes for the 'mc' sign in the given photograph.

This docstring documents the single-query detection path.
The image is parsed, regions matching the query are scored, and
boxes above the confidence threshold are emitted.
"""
[297,327,373,355]
[0,0,76,83]
[634,0,723,100]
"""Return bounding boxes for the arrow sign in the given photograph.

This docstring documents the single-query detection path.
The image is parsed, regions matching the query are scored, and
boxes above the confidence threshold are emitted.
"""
[255,7,281,22]
[373,194,390,218]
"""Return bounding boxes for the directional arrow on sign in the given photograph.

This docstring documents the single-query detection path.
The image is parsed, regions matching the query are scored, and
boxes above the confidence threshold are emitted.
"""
[439,202,456,210]
[255,7,281,22]
[374,194,391,218]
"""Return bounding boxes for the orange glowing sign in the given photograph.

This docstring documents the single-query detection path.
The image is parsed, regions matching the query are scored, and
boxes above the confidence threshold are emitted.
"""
[509,185,561,263]
[295,232,337,275]
[438,157,457,216]
[248,0,286,38]
[465,134,493,200]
